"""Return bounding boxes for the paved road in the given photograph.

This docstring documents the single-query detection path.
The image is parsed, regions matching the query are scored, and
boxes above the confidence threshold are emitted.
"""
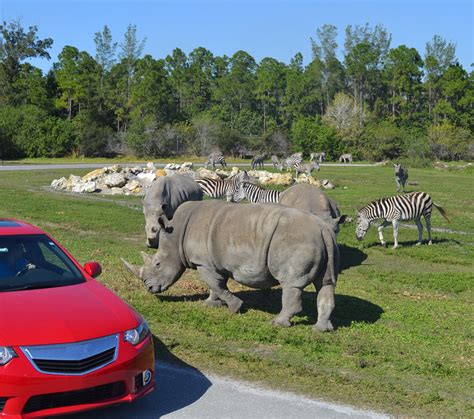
[0,162,377,171]
[70,362,387,419]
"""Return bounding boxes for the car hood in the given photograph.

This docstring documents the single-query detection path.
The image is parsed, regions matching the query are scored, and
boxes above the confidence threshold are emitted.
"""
[0,280,142,346]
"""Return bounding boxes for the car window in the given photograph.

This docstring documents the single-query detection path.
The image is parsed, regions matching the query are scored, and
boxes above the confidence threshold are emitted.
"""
[0,234,85,292]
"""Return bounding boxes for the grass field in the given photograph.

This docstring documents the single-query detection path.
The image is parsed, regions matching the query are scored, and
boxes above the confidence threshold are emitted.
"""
[0,165,472,417]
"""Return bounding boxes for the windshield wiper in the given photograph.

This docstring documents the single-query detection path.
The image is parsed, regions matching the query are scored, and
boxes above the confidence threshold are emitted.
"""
[0,281,80,292]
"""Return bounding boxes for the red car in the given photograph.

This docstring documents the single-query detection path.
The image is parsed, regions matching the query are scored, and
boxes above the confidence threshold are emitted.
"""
[0,219,154,418]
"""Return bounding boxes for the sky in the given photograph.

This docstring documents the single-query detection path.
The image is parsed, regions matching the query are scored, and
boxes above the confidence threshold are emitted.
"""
[1,0,473,72]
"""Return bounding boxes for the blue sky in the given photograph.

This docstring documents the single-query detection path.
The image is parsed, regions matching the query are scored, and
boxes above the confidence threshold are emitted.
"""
[1,0,473,72]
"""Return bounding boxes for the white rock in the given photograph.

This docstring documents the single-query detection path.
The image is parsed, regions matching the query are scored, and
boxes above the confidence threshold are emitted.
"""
[103,173,127,188]
[321,179,334,189]
[195,168,221,180]
[123,180,141,191]
[146,162,156,171]
[51,177,67,189]
[72,181,97,193]
[136,172,157,186]
[110,187,123,195]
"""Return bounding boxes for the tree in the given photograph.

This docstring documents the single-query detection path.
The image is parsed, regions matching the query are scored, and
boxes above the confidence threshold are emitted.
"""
[384,45,423,118]
[119,24,146,106]
[0,20,53,104]
[54,46,81,119]
[94,25,117,109]
[424,35,456,116]
[428,119,470,160]
[255,57,286,133]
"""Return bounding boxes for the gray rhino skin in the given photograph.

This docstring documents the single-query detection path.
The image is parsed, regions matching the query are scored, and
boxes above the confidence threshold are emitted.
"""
[124,200,340,332]
[143,174,203,248]
[279,183,342,232]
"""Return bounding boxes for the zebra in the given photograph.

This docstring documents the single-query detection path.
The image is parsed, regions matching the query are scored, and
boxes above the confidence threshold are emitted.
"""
[339,153,353,163]
[204,152,227,170]
[196,171,249,202]
[394,163,408,193]
[310,152,326,163]
[271,155,282,170]
[295,161,320,178]
[251,154,266,170]
[355,191,449,248]
[233,181,281,204]
[283,153,303,172]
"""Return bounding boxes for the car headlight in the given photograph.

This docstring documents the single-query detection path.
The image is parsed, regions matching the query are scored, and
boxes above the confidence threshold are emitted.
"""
[124,320,150,345]
[0,347,17,366]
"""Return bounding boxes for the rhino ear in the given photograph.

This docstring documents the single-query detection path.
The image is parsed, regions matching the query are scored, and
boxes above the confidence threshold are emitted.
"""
[158,216,174,234]
[161,203,167,212]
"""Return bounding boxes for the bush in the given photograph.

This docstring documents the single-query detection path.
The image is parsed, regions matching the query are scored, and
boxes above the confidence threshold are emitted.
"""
[362,121,403,161]
[72,112,112,157]
[428,120,472,160]
[290,117,341,159]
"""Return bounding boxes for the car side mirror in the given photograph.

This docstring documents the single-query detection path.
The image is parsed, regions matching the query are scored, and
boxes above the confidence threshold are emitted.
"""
[84,262,102,278]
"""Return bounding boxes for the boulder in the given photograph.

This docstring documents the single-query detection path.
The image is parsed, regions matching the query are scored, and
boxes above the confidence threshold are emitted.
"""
[195,167,221,180]
[146,162,156,171]
[103,173,127,188]
[155,169,167,177]
[265,172,294,186]
[321,179,335,189]
[107,164,122,173]
[72,181,97,193]
[123,180,141,192]
[110,187,123,195]
[51,177,68,190]
[82,168,107,182]
[215,169,230,178]
[182,162,194,169]
[137,172,157,186]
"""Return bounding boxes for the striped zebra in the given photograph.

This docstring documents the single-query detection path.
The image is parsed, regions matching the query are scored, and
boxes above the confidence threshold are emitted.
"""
[339,153,353,163]
[204,152,227,170]
[233,181,281,203]
[394,163,408,193]
[196,171,249,202]
[251,154,266,170]
[310,152,325,163]
[283,153,303,172]
[295,161,320,178]
[356,191,449,248]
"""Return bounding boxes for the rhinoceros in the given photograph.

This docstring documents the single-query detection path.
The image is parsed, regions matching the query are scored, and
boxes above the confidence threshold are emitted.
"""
[279,183,343,232]
[123,200,341,332]
[143,174,203,248]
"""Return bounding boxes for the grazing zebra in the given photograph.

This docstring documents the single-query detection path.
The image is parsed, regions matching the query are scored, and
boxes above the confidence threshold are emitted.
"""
[295,161,320,178]
[339,153,353,163]
[233,181,281,203]
[394,163,408,193]
[196,171,249,201]
[284,153,303,172]
[271,155,283,170]
[356,191,449,248]
[251,154,266,170]
[204,152,227,170]
[310,152,326,163]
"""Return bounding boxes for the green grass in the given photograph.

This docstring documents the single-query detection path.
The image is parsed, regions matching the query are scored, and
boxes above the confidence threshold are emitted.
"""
[0,166,472,417]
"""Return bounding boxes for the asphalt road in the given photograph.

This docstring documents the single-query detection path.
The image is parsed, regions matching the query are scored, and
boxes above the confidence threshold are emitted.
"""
[69,362,388,419]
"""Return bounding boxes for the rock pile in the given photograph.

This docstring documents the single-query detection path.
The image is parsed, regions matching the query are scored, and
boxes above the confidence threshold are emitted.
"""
[50,162,335,195]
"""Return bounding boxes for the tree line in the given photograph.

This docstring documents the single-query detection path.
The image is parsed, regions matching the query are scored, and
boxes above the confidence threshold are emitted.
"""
[0,20,472,162]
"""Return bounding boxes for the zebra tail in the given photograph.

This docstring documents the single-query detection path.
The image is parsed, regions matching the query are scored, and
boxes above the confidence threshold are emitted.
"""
[433,203,450,223]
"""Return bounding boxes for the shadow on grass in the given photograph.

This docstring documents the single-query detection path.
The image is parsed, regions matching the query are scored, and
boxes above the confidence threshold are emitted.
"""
[339,243,368,271]
[364,237,458,249]
[67,335,212,418]
[159,289,383,330]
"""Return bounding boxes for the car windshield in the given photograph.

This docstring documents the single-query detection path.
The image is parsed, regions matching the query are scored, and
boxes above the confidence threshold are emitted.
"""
[0,234,85,292]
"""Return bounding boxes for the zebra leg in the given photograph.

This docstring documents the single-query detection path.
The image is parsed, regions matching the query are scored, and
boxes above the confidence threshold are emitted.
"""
[204,289,224,308]
[425,215,432,245]
[396,178,401,193]
[415,218,424,245]
[392,220,400,248]
[197,267,243,313]
[314,283,335,332]
[271,286,303,327]
[378,220,390,247]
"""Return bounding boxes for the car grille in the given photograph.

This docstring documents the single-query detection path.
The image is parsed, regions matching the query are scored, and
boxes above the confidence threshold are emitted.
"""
[33,347,116,374]
[21,334,118,375]
[0,397,8,412]
[22,381,126,414]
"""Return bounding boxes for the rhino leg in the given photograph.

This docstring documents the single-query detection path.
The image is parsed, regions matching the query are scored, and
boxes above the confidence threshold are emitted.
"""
[314,284,335,332]
[204,289,224,308]
[197,267,243,313]
[271,286,303,327]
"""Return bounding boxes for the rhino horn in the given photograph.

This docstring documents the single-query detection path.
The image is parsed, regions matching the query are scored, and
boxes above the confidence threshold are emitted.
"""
[141,251,153,265]
[121,258,145,280]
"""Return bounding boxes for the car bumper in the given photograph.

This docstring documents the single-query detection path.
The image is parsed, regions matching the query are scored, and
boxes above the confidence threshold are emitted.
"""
[0,334,155,418]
